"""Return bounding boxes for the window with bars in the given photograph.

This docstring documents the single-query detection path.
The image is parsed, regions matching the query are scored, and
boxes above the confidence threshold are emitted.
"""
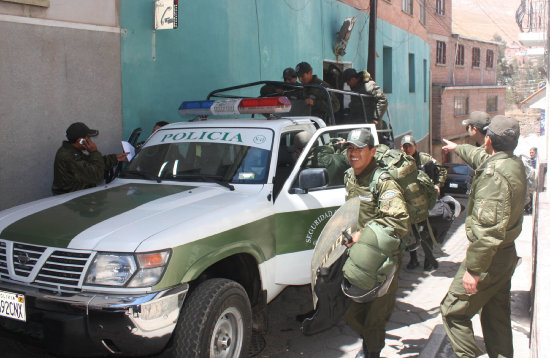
[402,0,413,15]
[486,49,494,68]
[436,0,445,15]
[419,0,426,24]
[456,44,464,66]
[454,97,469,116]
[487,96,498,112]
[472,47,481,68]
[436,41,446,64]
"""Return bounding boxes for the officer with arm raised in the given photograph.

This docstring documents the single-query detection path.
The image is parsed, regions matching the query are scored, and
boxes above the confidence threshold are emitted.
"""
[440,116,526,358]
[295,61,340,121]
[52,122,128,195]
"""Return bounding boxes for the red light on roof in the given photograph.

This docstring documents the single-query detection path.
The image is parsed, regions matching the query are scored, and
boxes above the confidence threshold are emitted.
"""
[238,96,291,114]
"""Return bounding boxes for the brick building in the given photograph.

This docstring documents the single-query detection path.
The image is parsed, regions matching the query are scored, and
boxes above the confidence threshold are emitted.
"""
[427,0,506,163]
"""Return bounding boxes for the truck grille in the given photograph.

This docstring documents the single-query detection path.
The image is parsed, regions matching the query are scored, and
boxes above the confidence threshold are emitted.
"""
[13,243,46,277]
[35,250,91,293]
[0,240,92,294]
[0,241,7,276]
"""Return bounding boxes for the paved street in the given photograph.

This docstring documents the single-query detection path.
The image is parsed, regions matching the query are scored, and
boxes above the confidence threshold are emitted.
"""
[2,198,533,358]
[259,198,532,358]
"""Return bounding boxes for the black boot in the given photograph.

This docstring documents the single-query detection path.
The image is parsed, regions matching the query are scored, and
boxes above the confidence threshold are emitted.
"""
[407,251,419,269]
[355,341,368,358]
[366,352,380,358]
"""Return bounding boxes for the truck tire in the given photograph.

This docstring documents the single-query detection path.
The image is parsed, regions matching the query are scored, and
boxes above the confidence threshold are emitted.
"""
[164,278,252,358]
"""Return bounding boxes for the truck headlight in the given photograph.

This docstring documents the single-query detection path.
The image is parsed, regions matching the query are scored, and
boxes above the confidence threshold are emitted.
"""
[85,250,171,287]
[128,251,171,287]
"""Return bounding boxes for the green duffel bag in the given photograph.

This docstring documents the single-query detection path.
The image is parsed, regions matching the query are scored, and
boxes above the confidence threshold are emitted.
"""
[342,223,401,300]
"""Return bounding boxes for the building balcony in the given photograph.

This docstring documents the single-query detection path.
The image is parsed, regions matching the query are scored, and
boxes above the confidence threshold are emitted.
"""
[518,32,546,47]
[516,0,547,34]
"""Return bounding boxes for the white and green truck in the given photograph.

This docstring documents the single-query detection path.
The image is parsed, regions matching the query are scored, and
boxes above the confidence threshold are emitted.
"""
[0,95,379,358]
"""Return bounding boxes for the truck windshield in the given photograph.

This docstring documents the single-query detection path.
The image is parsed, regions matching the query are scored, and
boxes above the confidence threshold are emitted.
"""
[122,142,271,184]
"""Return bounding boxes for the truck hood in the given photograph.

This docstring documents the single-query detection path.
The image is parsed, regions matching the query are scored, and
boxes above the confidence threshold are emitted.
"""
[0,181,266,252]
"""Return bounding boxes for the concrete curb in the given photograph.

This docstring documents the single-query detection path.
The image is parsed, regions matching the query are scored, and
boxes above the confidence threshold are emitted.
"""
[418,324,446,358]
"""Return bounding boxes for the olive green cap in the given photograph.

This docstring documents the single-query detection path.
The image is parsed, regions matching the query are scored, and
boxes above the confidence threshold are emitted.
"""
[401,134,416,146]
[484,115,520,141]
[462,111,490,129]
[344,128,375,148]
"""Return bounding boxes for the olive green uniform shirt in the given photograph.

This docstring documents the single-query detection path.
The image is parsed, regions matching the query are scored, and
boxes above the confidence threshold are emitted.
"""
[455,144,526,274]
[348,71,388,122]
[52,141,118,195]
[303,144,349,186]
[344,160,410,240]
[303,76,341,121]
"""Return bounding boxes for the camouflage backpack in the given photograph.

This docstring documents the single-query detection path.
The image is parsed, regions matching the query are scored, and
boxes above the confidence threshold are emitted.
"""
[371,144,438,225]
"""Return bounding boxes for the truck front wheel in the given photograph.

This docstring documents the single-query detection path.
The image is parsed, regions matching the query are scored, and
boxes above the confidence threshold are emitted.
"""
[164,278,252,358]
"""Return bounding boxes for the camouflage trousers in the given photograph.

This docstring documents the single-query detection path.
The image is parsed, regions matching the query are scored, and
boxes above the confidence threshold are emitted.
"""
[440,245,518,358]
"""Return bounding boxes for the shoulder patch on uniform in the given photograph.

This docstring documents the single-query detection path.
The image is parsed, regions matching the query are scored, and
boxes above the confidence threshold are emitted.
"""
[379,172,391,180]
[380,189,398,200]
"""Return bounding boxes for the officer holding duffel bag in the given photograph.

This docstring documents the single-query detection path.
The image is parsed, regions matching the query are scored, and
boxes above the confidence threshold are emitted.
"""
[342,128,410,358]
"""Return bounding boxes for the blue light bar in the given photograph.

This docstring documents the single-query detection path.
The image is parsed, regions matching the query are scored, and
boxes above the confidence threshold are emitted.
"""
[178,97,291,117]
[178,100,214,116]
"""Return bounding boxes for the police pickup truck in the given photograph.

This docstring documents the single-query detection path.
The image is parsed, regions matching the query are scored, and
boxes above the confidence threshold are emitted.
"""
[0,92,380,357]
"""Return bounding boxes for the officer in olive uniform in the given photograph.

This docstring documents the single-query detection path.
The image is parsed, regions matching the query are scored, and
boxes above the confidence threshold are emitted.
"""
[295,62,340,121]
[259,67,303,99]
[289,131,349,186]
[440,115,526,358]
[343,68,387,126]
[401,134,447,270]
[462,111,490,146]
[342,128,410,358]
[52,122,129,195]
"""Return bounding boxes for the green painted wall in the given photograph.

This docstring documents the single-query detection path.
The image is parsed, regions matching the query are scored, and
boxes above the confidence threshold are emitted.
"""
[120,0,429,141]
[377,19,431,140]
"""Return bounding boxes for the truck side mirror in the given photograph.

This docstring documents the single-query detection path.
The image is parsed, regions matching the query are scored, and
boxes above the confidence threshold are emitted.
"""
[290,168,329,194]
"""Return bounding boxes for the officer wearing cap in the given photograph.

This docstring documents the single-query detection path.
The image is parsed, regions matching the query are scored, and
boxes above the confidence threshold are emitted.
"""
[259,67,303,98]
[343,68,388,127]
[401,134,447,270]
[342,128,410,358]
[441,115,526,358]
[52,122,129,195]
[290,130,349,185]
[462,111,490,146]
[295,61,340,121]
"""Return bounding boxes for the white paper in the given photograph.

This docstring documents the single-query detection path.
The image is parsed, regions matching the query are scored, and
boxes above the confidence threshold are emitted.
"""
[121,141,136,162]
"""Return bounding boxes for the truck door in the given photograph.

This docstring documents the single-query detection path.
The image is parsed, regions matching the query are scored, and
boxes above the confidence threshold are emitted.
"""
[272,124,378,285]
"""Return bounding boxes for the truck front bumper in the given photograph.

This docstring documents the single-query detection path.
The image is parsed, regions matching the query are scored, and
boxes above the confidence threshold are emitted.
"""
[0,281,188,356]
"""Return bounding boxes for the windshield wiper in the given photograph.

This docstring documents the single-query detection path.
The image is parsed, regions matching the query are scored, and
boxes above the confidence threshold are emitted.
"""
[174,174,235,191]
[121,170,162,183]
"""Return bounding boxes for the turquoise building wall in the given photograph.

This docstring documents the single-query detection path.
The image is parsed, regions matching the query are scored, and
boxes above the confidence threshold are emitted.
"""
[120,0,429,142]
[377,19,431,141]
